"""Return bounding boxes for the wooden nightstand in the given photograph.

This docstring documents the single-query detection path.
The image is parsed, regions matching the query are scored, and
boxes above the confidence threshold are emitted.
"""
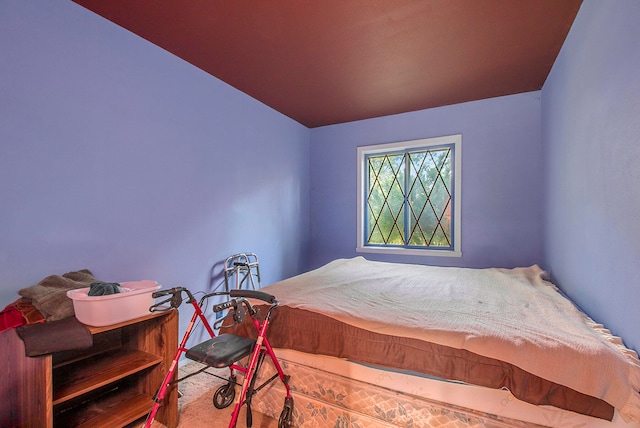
[0,310,178,428]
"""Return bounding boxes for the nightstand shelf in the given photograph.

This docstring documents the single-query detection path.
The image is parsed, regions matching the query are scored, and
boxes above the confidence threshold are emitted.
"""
[55,387,153,428]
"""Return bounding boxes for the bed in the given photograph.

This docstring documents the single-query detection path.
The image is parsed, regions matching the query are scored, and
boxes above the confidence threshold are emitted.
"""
[226,257,640,427]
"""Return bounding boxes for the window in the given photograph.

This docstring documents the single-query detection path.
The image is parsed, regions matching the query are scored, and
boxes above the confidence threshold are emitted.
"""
[357,135,461,257]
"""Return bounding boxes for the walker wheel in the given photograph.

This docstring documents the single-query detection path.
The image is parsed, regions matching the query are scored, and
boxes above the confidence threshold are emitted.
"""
[213,383,235,409]
[278,397,294,428]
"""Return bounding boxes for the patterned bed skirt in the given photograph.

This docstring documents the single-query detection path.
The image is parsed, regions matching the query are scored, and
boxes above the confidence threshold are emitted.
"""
[251,356,547,428]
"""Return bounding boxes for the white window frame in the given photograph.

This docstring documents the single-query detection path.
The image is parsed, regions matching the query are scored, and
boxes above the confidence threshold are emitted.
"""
[357,134,462,257]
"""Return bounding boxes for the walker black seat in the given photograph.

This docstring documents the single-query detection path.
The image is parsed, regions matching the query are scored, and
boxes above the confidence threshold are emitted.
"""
[186,334,256,368]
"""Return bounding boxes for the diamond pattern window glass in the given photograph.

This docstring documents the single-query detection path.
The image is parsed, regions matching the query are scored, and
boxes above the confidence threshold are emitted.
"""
[357,135,461,257]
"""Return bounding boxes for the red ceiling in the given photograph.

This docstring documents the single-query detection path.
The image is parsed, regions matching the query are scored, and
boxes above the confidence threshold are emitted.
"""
[72,0,582,128]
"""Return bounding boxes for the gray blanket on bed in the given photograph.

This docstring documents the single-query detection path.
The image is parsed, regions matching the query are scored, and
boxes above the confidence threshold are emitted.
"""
[18,269,97,321]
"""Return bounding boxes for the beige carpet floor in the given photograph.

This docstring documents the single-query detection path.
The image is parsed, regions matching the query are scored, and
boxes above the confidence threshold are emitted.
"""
[174,362,279,428]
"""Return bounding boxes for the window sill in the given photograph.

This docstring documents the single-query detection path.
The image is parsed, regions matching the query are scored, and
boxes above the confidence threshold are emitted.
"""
[356,246,462,258]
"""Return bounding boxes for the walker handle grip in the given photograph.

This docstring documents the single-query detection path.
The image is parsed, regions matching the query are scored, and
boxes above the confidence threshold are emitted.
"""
[230,289,276,303]
[152,288,177,299]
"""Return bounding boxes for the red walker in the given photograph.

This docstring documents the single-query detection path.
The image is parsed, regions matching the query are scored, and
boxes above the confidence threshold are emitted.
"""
[143,287,294,428]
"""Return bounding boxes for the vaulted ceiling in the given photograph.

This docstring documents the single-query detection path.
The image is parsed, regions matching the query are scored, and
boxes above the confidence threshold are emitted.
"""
[72,0,582,128]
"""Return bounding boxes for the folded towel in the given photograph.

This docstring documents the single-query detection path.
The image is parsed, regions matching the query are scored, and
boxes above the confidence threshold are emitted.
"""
[19,269,97,321]
[16,316,92,357]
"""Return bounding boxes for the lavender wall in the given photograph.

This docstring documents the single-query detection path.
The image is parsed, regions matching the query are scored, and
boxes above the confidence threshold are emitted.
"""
[541,0,640,352]
[0,0,310,338]
[308,92,543,270]
[5,0,636,357]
